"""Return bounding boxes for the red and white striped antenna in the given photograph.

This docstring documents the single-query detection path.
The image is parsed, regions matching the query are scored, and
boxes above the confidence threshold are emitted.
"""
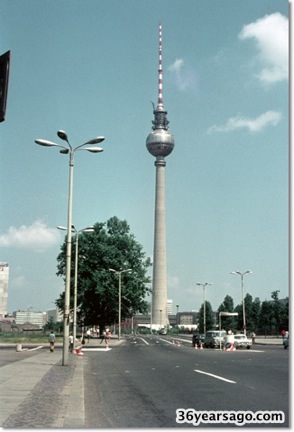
[158,23,163,108]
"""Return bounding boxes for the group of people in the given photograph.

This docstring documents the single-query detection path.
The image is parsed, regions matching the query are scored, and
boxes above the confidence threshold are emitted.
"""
[48,328,112,352]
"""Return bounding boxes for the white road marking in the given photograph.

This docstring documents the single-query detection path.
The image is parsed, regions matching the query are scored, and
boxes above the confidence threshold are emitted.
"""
[159,338,174,344]
[82,347,112,352]
[138,337,149,345]
[194,369,236,384]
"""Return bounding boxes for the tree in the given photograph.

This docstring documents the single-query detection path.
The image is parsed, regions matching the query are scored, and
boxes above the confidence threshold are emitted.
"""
[250,297,261,333]
[198,301,214,333]
[271,290,283,335]
[218,295,236,331]
[258,300,273,336]
[55,217,152,332]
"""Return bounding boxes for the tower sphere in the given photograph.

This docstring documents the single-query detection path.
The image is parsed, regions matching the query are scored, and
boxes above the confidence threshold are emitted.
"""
[146,129,175,158]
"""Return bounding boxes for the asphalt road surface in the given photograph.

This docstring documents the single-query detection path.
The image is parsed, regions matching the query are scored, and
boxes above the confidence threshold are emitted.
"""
[83,335,289,428]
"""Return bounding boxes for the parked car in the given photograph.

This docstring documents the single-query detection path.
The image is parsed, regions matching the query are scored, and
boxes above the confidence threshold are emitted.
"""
[283,337,289,349]
[204,330,227,348]
[159,328,167,335]
[192,333,205,347]
[233,334,252,349]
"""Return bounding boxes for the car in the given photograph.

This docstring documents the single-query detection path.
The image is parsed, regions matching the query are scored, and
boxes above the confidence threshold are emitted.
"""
[192,333,205,347]
[159,328,167,335]
[233,334,252,349]
[283,337,289,349]
[204,330,227,348]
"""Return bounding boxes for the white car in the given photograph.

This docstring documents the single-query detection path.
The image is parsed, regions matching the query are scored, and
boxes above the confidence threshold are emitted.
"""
[234,334,252,349]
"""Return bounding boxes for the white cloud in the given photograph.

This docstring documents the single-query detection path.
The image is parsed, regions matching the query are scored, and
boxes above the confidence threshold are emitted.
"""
[207,110,282,134]
[239,12,288,84]
[0,220,60,253]
[168,58,197,91]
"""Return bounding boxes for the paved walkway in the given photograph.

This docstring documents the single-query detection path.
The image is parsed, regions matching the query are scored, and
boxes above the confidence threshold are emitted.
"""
[0,336,283,427]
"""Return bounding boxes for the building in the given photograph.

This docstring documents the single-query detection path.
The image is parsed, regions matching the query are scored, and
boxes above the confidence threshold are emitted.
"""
[47,308,63,323]
[0,262,9,317]
[167,299,173,315]
[13,310,46,328]
[146,24,175,330]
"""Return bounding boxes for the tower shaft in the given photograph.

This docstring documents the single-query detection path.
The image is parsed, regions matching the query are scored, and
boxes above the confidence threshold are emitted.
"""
[152,157,168,327]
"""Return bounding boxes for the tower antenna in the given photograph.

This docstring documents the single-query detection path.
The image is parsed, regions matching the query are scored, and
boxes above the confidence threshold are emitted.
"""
[158,23,163,108]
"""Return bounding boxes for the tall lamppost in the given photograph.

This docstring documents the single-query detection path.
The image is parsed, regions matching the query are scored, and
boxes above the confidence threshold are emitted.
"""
[230,270,252,336]
[109,268,132,340]
[196,282,212,334]
[35,130,104,365]
[57,225,94,350]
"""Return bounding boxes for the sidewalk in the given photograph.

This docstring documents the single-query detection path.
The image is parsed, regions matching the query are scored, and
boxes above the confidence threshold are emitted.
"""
[0,337,123,428]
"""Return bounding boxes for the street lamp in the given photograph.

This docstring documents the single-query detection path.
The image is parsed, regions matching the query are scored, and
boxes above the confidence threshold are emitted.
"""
[196,282,212,335]
[35,130,104,366]
[57,224,94,350]
[109,268,132,340]
[230,270,252,336]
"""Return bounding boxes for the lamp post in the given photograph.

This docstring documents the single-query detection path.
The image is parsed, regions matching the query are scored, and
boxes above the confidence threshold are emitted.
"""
[109,268,132,340]
[57,225,94,350]
[196,282,212,334]
[230,270,252,336]
[35,130,104,365]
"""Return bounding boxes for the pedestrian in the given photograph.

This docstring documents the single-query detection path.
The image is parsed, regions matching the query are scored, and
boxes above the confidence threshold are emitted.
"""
[100,329,107,344]
[69,334,74,352]
[106,328,111,341]
[86,329,91,343]
[48,330,55,352]
[251,332,256,344]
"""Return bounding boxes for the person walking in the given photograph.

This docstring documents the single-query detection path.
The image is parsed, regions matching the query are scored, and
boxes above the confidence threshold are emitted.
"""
[48,330,55,352]
[100,329,107,344]
[69,334,74,352]
[251,332,256,344]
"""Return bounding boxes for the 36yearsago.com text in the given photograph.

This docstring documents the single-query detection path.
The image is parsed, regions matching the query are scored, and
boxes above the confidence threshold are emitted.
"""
[176,409,285,426]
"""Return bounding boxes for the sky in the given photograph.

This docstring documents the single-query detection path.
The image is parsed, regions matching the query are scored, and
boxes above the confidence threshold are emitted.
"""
[0,0,289,316]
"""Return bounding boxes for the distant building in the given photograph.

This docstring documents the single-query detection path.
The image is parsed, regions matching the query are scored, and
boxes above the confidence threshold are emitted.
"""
[167,299,173,315]
[0,262,9,317]
[13,310,46,328]
[176,311,198,331]
[47,308,63,323]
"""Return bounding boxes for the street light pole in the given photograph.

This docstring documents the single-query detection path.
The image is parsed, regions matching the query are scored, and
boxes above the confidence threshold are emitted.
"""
[35,130,104,366]
[109,268,132,340]
[57,225,94,350]
[196,282,212,334]
[230,270,252,336]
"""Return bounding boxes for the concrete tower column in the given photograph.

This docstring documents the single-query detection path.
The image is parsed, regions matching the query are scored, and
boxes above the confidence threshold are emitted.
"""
[152,156,168,327]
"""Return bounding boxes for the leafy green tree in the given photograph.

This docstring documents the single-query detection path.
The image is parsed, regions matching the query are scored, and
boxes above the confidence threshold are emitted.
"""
[217,295,236,331]
[55,217,152,332]
[271,290,283,335]
[258,300,273,335]
[198,301,214,333]
[250,297,261,333]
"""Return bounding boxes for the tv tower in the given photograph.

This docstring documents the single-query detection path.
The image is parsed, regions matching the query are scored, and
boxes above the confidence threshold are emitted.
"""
[146,24,175,329]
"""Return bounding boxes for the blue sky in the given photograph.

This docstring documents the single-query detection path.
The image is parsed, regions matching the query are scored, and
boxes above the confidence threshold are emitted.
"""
[0,0,289,315]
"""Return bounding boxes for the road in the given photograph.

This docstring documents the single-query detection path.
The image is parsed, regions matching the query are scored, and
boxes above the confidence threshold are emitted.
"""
[83,335,289,428]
